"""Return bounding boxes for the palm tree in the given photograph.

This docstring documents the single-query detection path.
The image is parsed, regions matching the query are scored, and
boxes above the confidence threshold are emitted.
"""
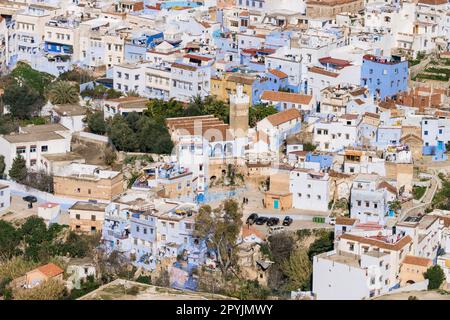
[46,81,80,104]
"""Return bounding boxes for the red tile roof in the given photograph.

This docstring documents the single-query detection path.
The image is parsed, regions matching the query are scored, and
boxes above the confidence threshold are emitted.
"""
[319,57,352,69]
[261,91,313,105]
[265,108,301,126]
[340,234,412,251]
[37,263,64,278]
[418,0,447,5]
[184,54,213,61]
[402,255,432,267]
[336,217,357,226]
[268,69,288,79]
[308,66,339,78]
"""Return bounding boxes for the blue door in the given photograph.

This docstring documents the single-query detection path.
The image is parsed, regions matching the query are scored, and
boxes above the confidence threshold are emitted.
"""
[274,199,279,209]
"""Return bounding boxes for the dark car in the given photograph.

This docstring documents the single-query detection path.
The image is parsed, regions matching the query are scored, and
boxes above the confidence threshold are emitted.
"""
[282,216,293,226]
[23,195,37,203]
[246,213,259,225]
[255,217,269,225]
[267,217,280,227]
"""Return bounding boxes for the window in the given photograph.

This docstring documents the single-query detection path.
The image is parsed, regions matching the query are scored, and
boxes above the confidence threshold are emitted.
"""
[365,201,370,207]
[307,194,311,199]
[374,203,378,209]
[169,223,175,229]
[357,200,362,206]
[91,215,96,221]
[136,226,140,232]
[317,195,321,200]
[30,145,37,153]
[185,223,192,230]
[161,234,166,241]
[143,228,147,235]
[76,214,80,220]
[349,243,354,251]
[424,130,428,135]
[16,147,26,154]
[41,145,48,152]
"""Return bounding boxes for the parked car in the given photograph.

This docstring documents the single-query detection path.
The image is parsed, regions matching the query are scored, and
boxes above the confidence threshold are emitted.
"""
[246,213,259,225]
[283,216,293,226]
[269,226,285,235]
[328,217,336,226]
[255,217,269,225]
[267,217,280,226]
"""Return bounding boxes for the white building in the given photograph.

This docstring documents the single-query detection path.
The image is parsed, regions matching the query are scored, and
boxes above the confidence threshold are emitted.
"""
[254,108,302,154]
[37,202,60,225]
[0,184,11,214]
[313,229,413,300]
[103,96,149,119]
[312,115,361,152]
[0,124,71,174]
[350,174,397,225]
[289,169,331,212]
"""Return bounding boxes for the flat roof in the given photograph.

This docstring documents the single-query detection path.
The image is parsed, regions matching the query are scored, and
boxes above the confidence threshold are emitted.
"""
[69,201,108,211]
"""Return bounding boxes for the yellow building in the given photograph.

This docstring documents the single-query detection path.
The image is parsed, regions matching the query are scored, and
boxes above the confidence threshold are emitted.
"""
[211,73,254,104]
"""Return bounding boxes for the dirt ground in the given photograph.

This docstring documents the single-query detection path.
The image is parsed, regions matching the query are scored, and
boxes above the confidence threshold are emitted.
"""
[0,195,38,223]
[374,290,450,300]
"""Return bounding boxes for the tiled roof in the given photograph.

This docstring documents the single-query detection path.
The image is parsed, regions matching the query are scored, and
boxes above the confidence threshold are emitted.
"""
[37,263,64,277]
[261,91,313,105]
[184,54,213,61]
[336,217,357,226]
[171,62,197,71]
[340,234,412,251]
[308,66,339,78]
[418,0,447,5]
[268,69,288,79]
[402,255,432,267]
[265,108,301,126]
[377,181,397,194]
[319,57,352,69]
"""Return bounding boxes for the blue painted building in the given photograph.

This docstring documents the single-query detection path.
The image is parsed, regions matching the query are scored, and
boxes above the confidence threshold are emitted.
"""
[361,54,408,100]
[130,211,157,270]
[102,204,132,254]
[305,152,334,170]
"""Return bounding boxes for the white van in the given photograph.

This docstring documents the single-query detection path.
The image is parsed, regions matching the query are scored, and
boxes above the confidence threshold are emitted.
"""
[269,226,285,235]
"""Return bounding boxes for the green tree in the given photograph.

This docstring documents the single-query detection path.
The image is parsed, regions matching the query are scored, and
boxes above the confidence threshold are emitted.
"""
[0,155,6,176]
[2,84,45,119]
[145,98,184,122]
[108,115,138,152]
[302,142,317,152]
[136,117,173,154]
[249,103,278,127]
[0,221,21,258]
[58,68,94,84]
[388,200,402,214]
[194,199,243,278]
[280,246,312,291]
[424,265,445,290]
[9,62,54,96]
[19,216,53,262]
[8,155,27,182]
[86,111,107,135]
[308,230,334,260]
[46,81,79,104]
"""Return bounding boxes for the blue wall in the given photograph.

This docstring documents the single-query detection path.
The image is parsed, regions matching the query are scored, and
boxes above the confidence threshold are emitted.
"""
[361,55,408,100]
[305,153,334,169]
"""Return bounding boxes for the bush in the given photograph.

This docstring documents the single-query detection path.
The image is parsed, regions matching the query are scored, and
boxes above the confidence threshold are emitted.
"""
[424,265,445,290]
